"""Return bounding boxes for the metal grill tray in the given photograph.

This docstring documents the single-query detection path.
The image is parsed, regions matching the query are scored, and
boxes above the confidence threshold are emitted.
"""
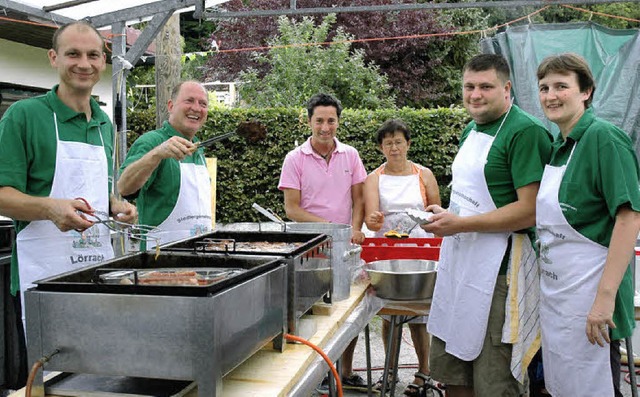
[160,231,329,257]
[32,251,283,296]
[98,267,246,287]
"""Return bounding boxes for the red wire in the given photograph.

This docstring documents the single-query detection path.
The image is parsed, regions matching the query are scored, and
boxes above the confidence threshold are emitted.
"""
[284,333,343,397]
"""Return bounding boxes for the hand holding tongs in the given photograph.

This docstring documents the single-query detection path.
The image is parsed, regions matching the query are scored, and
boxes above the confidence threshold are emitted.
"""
[74,197,157,238]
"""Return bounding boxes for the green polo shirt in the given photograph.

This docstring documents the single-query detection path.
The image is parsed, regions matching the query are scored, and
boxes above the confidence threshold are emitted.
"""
[551,108,640,340]
[0,85,114,294]
[120,121,206,228]
[460,105,553,274]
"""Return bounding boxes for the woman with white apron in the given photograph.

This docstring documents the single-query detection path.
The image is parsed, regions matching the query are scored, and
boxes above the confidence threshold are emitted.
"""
[364,119,441,396]
[536,53,639,397]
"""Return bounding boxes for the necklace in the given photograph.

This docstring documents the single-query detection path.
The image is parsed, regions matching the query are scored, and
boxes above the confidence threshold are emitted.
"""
[311,141,335,160]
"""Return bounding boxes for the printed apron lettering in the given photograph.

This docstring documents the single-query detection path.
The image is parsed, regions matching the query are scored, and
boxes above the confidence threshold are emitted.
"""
[428,111,511,361]
[536,144,612,397]
[17,113,113,320]
[146,156,212,249]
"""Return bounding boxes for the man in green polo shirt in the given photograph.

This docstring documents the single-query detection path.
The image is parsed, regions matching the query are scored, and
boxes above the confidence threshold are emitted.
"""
[422,54,552,397]
[0,21,136,389]
[118,81,212,249]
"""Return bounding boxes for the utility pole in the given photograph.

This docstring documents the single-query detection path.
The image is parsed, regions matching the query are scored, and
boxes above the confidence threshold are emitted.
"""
[155,13,182,127]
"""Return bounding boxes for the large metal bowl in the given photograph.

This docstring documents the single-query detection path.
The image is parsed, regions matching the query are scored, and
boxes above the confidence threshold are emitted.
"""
[366,259,437,300]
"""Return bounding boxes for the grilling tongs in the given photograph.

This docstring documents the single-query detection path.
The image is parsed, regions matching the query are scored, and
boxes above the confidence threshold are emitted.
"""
[197,131,237,148]
[252,203,286,226]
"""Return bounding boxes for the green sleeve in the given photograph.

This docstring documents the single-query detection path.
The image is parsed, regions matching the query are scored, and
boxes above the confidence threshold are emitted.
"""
[0,105,28,191]
[597,137,640,218]
[509,125,552,189]
[120,132,163,199]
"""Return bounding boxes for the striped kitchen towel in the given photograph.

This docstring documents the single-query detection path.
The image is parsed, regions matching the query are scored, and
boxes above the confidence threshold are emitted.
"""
[502,233,541,383]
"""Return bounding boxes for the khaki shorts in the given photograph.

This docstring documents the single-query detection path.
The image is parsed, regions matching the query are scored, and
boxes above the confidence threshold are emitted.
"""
[429,275,526,397]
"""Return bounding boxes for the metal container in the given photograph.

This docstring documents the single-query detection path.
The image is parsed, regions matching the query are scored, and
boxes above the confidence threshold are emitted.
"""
[25,251,287,397]
[0,216,15,254]
[160,230,331,335]
[366,259,437,300]
[286,223,361,302]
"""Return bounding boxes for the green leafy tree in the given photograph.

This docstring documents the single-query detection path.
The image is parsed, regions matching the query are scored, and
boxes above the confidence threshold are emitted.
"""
[238,13,396,109]
[205,0,489,108]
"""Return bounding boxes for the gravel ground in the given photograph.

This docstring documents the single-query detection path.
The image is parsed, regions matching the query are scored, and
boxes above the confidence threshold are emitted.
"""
[309,316,639,397]
[311,316,443,397]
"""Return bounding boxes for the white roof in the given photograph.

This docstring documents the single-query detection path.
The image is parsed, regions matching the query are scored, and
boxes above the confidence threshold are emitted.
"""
[14,0,229,26]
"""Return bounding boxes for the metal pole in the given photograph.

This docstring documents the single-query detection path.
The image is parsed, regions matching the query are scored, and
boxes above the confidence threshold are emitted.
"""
[365,324,373,397]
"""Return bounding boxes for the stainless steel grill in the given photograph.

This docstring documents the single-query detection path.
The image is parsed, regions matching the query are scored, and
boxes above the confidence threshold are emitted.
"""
[161,230,332,335]
[25,251,287,397]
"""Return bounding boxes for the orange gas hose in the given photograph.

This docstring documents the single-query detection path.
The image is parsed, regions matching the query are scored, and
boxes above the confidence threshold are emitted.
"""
[285,333,343,397]
[25,360,43,397]
[25,349,60,397]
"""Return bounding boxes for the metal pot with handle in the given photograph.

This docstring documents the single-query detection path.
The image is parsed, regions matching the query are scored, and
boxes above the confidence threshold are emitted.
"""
[286,222,361,302]
[251,204,361,301]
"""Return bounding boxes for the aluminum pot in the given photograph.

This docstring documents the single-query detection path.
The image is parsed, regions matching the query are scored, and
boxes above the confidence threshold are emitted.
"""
[366,259,437,300]
[286,222,360,301]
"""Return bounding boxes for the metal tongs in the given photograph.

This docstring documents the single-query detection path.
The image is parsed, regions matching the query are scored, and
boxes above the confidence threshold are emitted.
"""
[383,222,419,239]
[85,214,157,235]
[74,198,157,240]
[196,131,237,148]
[251,203,287,231]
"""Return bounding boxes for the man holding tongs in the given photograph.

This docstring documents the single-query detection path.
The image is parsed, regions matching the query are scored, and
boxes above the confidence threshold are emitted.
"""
[118,81,212,249]
[0,22,136,388]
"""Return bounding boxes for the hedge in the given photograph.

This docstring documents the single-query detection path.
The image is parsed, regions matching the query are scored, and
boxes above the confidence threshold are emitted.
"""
[127,106,470,223]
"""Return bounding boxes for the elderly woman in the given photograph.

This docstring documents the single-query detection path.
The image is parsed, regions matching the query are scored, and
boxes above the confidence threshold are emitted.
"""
[364,119,440,396]
[536,53,640,396]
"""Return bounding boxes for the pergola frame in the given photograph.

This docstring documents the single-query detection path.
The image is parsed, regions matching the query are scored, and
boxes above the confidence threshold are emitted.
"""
[2,0,639,175]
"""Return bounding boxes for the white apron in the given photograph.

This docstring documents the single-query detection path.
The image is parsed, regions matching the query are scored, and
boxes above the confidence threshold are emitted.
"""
[536,144,613,397]
[375,163,430,239]
[428,116,511,360]
[146,156,212,249]
[17,113,114,319]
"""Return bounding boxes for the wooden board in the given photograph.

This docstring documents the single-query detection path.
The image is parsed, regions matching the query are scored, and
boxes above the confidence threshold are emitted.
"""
[222,283,367,396]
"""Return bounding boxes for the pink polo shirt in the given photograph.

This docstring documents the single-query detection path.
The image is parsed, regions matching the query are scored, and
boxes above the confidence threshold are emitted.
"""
[278,137,367,225]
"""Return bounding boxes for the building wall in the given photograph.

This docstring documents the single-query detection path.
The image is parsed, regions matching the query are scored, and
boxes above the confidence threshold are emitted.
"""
[0,38,113,120]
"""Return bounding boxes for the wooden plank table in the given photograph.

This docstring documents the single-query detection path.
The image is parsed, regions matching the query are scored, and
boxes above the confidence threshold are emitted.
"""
[10,284,370,397]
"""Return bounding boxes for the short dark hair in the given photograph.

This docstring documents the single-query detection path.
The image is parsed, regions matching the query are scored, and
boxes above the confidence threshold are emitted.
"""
[463,54,511,83]
[306,93,343,119]
[376,119,411,144]
[52,21,105,52]
[537,53,596,108]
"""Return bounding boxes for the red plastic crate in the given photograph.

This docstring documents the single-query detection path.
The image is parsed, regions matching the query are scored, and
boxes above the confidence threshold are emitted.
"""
[361,237,442,263]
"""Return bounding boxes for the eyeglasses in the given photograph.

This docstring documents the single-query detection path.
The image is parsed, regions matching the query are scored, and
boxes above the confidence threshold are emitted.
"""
[382,140,407,149]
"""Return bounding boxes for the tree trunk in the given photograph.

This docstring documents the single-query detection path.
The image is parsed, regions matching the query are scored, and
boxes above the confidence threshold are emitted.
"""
[155,14,182,128]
